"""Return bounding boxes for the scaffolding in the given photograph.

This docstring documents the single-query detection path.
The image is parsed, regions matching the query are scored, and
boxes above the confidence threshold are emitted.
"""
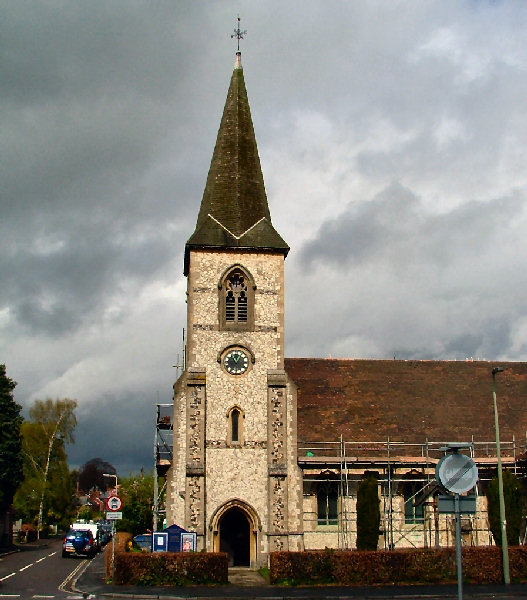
[153,403,174,531]
[299,436,527,550]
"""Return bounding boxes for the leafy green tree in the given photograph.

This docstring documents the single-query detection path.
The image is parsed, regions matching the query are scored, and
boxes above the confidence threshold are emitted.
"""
[487,469,523,546]
[0,365,23,545]
[15,421,77,530]
[117,473,154,537]
[15,399,77,537]
[356,473,380,550]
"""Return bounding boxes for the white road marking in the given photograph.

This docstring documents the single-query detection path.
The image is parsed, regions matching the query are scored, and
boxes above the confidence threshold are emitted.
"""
[19,563,33,571]
[35,557,47,564]
[0,573,16,582]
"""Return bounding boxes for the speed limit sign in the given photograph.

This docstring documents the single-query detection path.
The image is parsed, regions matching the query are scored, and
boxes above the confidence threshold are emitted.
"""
[106,496,122,511]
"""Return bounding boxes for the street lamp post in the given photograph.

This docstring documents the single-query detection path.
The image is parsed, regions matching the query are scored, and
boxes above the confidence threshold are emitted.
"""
[492,367,510,585]
[103,472,118,493]
[103,473,118,582]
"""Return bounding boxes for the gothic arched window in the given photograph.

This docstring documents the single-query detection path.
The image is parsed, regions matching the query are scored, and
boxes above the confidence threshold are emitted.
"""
[219,267,254,331]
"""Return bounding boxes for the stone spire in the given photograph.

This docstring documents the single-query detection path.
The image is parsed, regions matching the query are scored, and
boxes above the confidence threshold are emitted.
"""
[184,52,289,274]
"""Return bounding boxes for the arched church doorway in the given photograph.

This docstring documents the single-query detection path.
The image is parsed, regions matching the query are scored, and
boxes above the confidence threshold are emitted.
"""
[218,507,250,566]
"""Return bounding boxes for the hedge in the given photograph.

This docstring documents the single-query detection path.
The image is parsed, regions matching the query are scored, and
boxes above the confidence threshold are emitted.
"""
[270,546,527,585]
[112,551,228,586]
[104,531,132,579]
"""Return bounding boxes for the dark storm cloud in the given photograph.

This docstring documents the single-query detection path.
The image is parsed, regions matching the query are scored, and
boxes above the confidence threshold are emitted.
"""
[300,182,525,270]
[1,3,205,338]
[2,1,527,473]
[67,391,157,476]
[2,231,173,335]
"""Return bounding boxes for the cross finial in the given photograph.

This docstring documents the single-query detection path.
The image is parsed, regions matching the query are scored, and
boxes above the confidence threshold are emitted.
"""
[231,15,247,53]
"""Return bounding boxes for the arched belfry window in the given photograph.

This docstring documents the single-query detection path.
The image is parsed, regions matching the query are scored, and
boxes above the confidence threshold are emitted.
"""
[219,266,255,331]
[227,406,244,445]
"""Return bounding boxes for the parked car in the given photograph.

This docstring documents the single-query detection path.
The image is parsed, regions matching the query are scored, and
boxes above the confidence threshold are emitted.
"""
[71,521,102,551]
[62,529,97,559]
[100,522,113,546]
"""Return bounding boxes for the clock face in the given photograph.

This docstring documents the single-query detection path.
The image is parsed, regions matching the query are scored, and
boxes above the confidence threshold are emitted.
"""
[223,349,249,375]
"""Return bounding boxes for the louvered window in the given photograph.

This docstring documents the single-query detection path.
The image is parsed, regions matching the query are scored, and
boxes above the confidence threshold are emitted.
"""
[220,266,254,331]
[225,271,248,323]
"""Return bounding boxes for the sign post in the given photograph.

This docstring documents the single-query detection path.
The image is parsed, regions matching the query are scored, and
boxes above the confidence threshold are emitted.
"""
[436,444,478,600]
[106,495,123,582]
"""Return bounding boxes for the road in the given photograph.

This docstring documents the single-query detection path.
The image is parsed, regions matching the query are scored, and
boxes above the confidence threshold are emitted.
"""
[0,538,89,600]
[4,539,527,600]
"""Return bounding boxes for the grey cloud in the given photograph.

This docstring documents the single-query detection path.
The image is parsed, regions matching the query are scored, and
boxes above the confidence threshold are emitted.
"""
[300,182,525,270]
[67,392,157,475]
[3,1,527,474]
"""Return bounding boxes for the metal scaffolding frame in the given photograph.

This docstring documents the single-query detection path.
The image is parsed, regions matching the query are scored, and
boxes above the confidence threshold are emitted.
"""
[299,436,527,549]
[153,403,174,531]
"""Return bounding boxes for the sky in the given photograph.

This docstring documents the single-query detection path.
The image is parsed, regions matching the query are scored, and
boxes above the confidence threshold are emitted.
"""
[2,1,527,475]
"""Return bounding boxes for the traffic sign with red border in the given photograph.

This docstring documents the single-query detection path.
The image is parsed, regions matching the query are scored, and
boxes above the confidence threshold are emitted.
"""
[106,495,122,511]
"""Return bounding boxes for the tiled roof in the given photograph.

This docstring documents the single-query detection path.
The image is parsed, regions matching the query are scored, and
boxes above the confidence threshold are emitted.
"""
[286,358,527,455]
[185,55,288,274]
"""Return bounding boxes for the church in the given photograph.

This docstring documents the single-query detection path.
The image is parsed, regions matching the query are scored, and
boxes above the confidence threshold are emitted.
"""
[164,49,527,568]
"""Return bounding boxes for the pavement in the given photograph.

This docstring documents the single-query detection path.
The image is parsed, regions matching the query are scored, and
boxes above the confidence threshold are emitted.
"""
[74,552,527,600]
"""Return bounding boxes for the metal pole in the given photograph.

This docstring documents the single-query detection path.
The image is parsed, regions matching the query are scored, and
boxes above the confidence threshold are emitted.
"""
[153,404,159,533]
[492,367,510,584]
[103,473,118,583]
[454,493,463,600]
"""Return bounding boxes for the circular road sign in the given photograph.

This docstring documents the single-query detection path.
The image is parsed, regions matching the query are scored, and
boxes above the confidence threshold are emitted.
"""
[436,453,478,494]
[106,495,122,511]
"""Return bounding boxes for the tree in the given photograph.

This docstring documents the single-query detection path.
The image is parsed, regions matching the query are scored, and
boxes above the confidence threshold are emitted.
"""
[117,473,154,537]
[15,421,77,531]
[0,365,23,545]
[78,457,116,493]
[487,469,523,547]
[356,473,380,550]
[19,398,77,537]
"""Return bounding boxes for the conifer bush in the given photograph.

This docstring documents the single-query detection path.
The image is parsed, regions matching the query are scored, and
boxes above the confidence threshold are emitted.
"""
[356,473,380,550]
[487,469,523,546]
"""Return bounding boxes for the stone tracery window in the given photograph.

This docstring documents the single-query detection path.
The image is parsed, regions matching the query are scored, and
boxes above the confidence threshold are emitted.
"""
[219,266,254,331]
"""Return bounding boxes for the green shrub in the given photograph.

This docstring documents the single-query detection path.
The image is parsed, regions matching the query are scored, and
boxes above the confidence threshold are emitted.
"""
[487,469,523,546]
[113,551,228,586]
[270,547,527,586]
[356,473,380,550]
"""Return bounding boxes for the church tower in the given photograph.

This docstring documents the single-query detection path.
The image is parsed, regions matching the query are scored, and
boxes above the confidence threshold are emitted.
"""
[166,50,304,566]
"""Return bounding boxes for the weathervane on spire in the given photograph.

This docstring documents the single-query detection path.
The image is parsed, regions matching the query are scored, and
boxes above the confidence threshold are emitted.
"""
[231,16,247,52]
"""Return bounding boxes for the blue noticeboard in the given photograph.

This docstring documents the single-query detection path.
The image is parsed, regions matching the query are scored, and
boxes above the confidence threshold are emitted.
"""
[152,532,168,552]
